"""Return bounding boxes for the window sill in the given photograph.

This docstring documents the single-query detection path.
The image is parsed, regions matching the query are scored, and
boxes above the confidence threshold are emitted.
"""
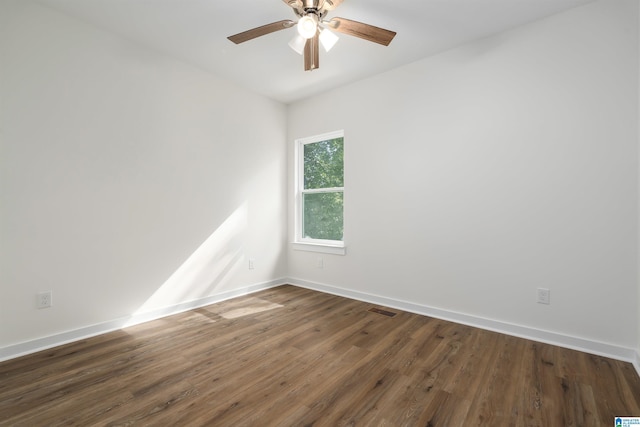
[292,242,346,255]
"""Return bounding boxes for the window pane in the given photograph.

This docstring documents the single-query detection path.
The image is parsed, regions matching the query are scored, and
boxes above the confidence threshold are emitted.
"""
[302,192,343,241]
[304,138,344,189]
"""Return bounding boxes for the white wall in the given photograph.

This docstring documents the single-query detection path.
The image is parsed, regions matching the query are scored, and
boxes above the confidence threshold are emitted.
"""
[637,0,640,370]
[0,1,287,350]
[2,0,638,364]
[288,0,639,352]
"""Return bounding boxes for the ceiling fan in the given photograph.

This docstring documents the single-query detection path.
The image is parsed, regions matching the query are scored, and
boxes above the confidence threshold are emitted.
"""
[227,0,396,71]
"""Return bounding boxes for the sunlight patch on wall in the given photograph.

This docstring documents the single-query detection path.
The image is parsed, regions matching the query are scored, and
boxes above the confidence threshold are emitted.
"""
[129,203,249,319]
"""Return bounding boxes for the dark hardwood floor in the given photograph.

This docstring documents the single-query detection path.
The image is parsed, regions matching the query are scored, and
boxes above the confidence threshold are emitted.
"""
[1,285,639,426]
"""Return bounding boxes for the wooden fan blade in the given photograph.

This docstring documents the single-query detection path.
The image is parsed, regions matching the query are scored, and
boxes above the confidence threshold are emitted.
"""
[320,0,343,12]
[328,17,396,46]
[303,34,320,71]
[228,20,295,44]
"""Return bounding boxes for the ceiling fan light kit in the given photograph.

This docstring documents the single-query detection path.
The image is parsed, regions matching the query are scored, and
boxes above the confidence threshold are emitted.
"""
[297,14,318,39]
[227,0,396,71]
[319,28,339,52]
[288,34,307,55]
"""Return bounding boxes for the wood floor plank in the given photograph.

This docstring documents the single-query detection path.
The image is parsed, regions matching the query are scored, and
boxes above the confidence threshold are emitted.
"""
[1,285,639,426]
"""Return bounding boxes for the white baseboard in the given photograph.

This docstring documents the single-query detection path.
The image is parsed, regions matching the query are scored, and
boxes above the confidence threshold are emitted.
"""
[289,278,639,366]
[3,277,639,375]
[0,278,286,363]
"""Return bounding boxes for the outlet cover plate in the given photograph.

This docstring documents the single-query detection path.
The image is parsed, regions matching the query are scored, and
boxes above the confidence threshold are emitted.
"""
[37,291,52,309]
[537,288,550,305]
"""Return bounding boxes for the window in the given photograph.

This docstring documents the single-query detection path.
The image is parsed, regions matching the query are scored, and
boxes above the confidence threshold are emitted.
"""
[294,130,345,254]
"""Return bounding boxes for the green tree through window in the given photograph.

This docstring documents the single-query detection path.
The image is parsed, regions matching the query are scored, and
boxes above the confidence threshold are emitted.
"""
[299,133,344,242]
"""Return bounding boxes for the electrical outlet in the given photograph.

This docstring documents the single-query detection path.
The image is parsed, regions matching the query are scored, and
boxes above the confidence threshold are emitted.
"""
[37,291,52,309]
[249,258,255,270]
[317,257,324,269]
[537,288,550,305]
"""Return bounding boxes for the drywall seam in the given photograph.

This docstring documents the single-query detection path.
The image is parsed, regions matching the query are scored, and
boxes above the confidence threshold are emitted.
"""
[289,278,639,365]
[0,278,287,362]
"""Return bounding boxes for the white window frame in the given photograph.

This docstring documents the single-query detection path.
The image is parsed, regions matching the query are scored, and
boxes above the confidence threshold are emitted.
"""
[293,130,345,255]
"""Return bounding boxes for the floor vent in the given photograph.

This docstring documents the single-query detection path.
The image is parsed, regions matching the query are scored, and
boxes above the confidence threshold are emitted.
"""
[368,307,397,317]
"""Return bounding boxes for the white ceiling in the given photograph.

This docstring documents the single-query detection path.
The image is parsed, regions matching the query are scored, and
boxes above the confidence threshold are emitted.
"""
[36,0,595,104]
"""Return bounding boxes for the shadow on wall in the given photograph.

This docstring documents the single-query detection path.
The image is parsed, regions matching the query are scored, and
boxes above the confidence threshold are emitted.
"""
[124,202,249,324]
